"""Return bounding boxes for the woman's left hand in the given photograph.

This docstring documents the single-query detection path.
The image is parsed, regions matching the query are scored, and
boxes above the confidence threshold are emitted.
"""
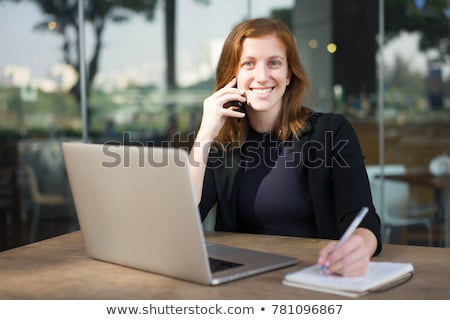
[317,228,377,277]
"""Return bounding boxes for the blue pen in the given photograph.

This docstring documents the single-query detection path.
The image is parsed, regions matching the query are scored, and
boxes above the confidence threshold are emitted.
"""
[320,206,369,273]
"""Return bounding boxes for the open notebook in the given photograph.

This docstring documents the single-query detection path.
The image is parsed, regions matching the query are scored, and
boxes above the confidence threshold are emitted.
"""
[283,262,414,298]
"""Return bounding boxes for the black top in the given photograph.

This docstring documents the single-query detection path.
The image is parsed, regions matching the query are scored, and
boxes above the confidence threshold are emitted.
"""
[199,111,382,256]
[237,129,317,237]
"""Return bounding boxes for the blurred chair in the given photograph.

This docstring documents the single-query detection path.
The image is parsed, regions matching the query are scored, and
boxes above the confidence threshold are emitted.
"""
[366,164,435,246]
[0,142,22,250]
[25,164,74,242]
[0,168,18,250]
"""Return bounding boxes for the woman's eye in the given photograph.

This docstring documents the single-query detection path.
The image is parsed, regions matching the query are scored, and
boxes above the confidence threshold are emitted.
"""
[241,61,254,68]
[269,60,282,67]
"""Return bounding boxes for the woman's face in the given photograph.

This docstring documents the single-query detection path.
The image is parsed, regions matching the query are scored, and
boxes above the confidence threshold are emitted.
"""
[237,34,290,118]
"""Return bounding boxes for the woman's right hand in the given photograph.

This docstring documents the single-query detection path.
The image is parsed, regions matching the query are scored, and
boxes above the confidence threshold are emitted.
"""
[197,77,246,141]
[189,78,246,205]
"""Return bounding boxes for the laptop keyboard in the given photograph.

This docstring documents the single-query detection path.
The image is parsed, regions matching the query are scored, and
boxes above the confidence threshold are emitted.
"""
[208,257,243,273]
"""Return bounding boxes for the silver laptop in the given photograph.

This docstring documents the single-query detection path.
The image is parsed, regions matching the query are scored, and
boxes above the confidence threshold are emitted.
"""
[61,142,297,285]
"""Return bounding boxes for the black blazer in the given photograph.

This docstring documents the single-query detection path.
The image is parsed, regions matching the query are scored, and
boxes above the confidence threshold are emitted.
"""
[199,112,382,256]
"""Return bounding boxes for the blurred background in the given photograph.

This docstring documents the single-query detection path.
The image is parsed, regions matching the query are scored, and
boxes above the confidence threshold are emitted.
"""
[1,0,449,250]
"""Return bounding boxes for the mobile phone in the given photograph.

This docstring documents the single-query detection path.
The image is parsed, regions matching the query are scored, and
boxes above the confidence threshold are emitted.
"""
[223,100,246,114]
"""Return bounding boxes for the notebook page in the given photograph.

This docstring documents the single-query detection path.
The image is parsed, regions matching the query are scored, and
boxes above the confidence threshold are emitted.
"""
[283,262,414,293]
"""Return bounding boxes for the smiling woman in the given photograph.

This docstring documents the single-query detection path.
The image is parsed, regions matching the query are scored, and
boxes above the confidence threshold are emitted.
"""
[213,18,311,146]
[188,18,382,278]
[237,34,291,132]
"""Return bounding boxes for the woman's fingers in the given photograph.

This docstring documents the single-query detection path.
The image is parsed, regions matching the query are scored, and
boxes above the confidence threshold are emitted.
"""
[198,79,246,139]
[318,234,371,277]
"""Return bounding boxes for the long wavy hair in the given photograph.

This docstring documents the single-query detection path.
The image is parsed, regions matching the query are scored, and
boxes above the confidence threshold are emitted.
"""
[213,18,313,149]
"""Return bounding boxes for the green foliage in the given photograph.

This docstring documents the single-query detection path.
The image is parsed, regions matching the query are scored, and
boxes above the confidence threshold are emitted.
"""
[385,55,426,95]
[385,0,449,60]
[0,85,79,137]
[9,0,158,103]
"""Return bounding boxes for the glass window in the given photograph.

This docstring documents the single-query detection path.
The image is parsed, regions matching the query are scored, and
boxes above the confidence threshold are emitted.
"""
[295,0,449,247]
[1,0,448,249]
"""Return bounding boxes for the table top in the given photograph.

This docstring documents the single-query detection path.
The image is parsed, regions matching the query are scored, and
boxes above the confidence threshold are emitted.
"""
[380,172,450,189]
[0,231,449,299]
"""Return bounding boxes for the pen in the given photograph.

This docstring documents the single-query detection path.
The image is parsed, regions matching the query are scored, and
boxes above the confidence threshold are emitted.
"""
[320,206,369,273]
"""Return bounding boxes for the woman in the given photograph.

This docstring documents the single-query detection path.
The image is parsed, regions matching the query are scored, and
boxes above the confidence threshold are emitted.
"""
[188,18,381,276]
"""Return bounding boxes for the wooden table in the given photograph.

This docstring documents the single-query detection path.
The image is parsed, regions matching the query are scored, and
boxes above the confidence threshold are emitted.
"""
[0,231,449,299]
[381,173,450,247]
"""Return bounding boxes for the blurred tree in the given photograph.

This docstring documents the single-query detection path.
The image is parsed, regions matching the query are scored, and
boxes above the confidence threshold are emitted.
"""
[11,0,210,137]
[385,0,449,63]
[11,0,158,102]
[385,55,426,97]
[9,0,158,134]
[321,0,448,107]
[385,0,450,109]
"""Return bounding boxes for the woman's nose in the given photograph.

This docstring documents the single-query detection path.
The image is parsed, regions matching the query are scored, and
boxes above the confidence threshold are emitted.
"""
[254,64,269,82]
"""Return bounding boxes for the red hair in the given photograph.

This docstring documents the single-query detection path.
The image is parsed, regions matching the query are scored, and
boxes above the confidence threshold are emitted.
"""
[214,18,313,148]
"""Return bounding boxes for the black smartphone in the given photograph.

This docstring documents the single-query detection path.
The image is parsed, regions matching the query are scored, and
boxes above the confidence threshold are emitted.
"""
[223,100,246,114]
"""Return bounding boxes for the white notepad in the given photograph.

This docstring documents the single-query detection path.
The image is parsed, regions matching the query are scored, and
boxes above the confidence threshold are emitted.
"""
[283,262,414,298]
